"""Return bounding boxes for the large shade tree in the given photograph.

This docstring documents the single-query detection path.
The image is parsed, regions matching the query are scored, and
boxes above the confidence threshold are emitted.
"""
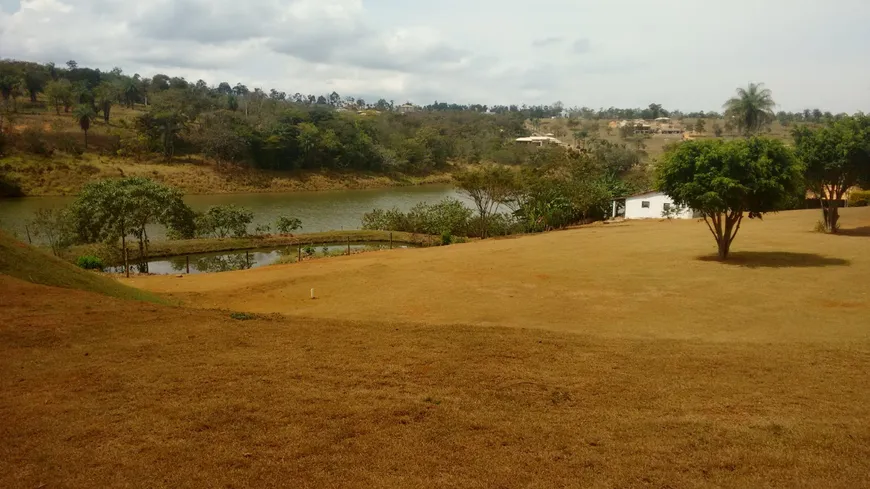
[68,177,195,275]
[723,83,776,135]
[658,137,803,260]
[793,115,870,233]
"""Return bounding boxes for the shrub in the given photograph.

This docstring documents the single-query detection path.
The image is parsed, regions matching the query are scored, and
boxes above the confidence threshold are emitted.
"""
[22,127,53,156]
[196,205,254,238]
[275,216,302,234]
[361,198,473,236]
[441,233,453,245]
[230,312,256,321]
[848,190,870,207]
[55,134,84,157]
[254,223,272,236]
[76,255,104,271]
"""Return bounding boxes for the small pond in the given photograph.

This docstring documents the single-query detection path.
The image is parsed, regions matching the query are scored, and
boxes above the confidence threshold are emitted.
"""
[107,242,412,275]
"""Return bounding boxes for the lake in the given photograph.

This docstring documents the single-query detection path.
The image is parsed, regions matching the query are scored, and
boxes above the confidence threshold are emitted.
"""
[108,242,414,275]
[0,184,466,242]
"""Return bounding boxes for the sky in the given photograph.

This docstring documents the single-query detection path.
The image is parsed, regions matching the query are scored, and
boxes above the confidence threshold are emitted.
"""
[1,0,869,113]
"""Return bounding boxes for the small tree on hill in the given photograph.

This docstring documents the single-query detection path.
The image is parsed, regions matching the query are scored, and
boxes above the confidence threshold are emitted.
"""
[73,105,96,149]
[793,115,870,233]
[658,137,802,260]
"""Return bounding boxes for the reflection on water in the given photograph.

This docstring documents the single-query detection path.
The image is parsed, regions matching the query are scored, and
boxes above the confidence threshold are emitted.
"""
[108,242,408,275]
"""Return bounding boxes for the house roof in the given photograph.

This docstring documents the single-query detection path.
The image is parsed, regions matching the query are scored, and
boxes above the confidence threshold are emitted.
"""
[612,190,663,200]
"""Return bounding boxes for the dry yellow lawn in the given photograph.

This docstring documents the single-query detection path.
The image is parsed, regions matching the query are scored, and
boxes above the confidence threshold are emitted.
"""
[130,207,870,343]
[2,207,870,488]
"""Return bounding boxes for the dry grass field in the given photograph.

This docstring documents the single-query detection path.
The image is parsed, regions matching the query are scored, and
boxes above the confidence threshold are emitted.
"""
[130,208,870,343]
[2,208,870,488]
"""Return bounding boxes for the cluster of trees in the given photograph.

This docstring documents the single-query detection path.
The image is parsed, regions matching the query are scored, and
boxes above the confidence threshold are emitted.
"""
[659,110,870,258]
[364,140,651,238]
[1,59,538,173]
[28,177,303,273]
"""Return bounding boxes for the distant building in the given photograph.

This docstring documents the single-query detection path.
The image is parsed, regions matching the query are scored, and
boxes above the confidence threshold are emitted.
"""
[515,136,564,146]
[396,103,419,114]
[611,191,695,220]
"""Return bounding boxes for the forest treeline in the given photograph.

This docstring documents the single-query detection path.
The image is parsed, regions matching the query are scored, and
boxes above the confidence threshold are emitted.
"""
[0,59,847,175]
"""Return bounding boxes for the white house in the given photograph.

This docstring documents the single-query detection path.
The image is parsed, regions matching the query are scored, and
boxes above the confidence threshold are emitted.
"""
[611,191,695,219]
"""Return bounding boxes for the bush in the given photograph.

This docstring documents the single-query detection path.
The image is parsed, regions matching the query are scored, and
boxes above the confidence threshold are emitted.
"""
[848,190,870,207]
[22,127,53,156]
[275,216,302,234]
[441,233,453,245]
[76,255,104,271]
[361,198,473,236]
[196,205,254,238]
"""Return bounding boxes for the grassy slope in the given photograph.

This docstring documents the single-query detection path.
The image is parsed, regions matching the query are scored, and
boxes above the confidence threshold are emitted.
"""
[0,231,164,303]
[1,208,869,487]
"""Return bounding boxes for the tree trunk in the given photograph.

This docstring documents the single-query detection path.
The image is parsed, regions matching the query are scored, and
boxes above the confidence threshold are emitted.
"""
[83,129,88,149]
[820,200,839,233]
[717,238,731,260]
[122,235,129,278]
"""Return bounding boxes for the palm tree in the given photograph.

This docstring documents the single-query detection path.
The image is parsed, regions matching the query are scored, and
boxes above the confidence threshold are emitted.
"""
[73,105,96,149]
[723,83,775,134]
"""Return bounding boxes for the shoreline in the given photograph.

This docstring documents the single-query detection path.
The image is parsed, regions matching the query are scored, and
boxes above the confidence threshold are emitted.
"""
[1,154,455,197]
[62,230,443,266]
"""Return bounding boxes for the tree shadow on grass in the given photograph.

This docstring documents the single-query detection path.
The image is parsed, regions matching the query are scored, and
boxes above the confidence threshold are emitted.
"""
[697,252,850,269]
[837,226,870,237]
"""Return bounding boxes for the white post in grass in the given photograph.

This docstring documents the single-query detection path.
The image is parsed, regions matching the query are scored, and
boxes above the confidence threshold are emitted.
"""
[310,288,315,300]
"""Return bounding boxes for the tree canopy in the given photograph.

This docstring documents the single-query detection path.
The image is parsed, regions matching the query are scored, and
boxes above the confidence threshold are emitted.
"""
[723,83,776,134]
[793,115,870,232]
[658,137,802,259]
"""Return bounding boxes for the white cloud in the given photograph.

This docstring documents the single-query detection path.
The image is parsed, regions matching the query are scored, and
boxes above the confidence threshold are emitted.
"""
[1,0,869,112]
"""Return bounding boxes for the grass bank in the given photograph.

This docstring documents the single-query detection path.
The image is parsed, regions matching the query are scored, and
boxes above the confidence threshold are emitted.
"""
[0,231,165,303]
[63,230,441,265]
[1,153,453,197]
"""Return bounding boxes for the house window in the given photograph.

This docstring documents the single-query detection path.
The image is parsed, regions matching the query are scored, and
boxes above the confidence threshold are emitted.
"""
[663,203,672,211]
[641,201,650,208]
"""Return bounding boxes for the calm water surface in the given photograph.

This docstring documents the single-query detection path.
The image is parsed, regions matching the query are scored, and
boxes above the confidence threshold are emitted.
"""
[108,242,412,275]
[0,184,466,242]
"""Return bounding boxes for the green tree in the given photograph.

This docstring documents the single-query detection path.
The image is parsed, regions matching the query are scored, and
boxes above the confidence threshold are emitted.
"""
[29,208,73,256]
[22,67,48,102]
[793,116,870,233]
[723,83,775,134]
[196,205,254,238]
[44,79,73,114]
[275,216,303,234]
[657,137,802,260]
[94,81,119,123]
[73,105,96,149]
[712,122,723,137]
[68,178,195,275]
[455,165,516,238]
[694,118,706,134]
